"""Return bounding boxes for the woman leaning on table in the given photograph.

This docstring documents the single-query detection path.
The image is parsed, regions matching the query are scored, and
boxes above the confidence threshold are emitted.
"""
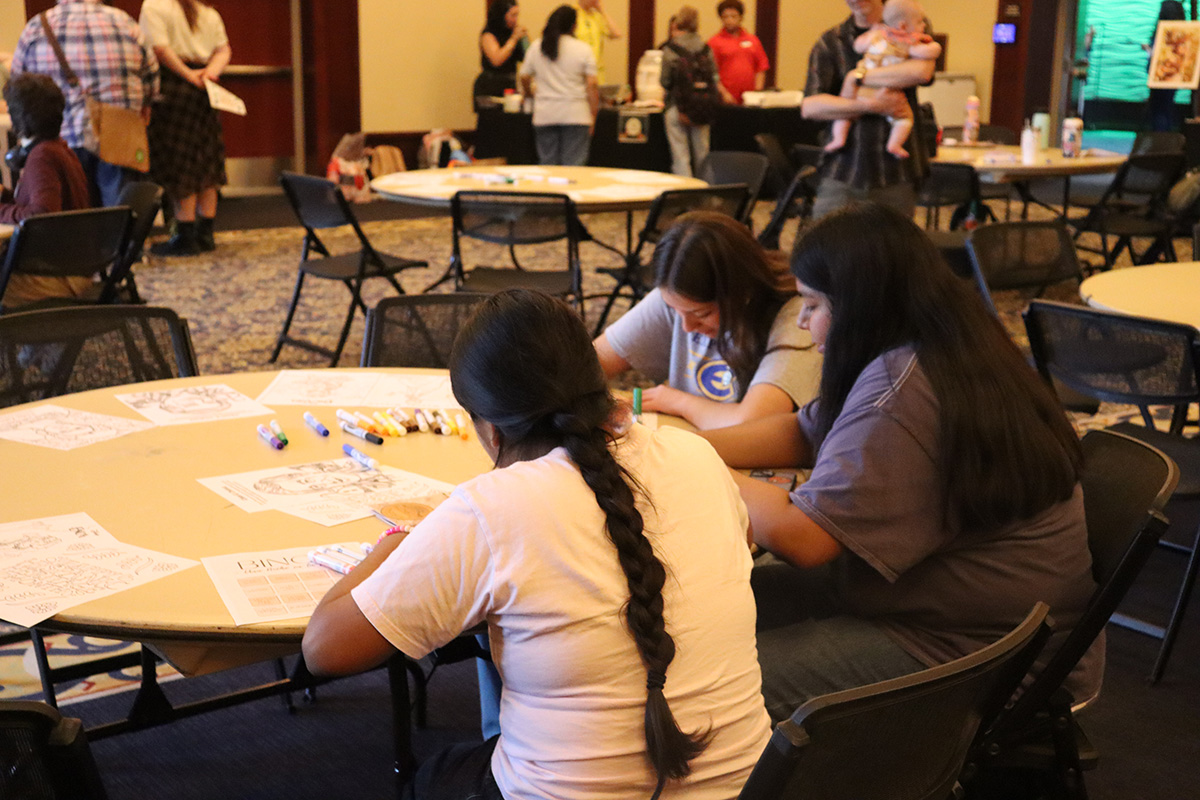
[304,289,770,800]
[701,203,1102,723]
[475,0,529,109]
[595,212,819,430]
[139,0,231,257]
[519,5,599,167]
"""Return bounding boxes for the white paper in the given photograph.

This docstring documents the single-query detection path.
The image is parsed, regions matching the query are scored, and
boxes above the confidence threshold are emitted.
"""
[205,79,246,115]
[116,383,274,425]
[0,404,153,450]
[256,370,385,407]
[0,513,198,628]
[202,545,345,626]
[362,373,459,410]
[197,458,454,526]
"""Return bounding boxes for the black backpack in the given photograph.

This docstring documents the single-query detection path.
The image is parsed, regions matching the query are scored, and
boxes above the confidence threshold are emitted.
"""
[666,42,721,126]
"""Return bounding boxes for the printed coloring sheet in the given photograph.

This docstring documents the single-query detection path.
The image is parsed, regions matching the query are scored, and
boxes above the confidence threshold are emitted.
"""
[0,512,197,628]
[116,383,274,425]
[202,545,346,626]
[255,370,460,410]
[363,373,459,410]
[197,458,454,526]
[0,404,153,450]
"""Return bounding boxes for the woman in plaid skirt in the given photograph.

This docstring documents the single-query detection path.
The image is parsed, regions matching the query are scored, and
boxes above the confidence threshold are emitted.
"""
[140,0,230,256]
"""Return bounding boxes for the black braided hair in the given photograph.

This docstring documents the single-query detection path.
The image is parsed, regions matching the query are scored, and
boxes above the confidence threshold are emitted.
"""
[449,289,709,785]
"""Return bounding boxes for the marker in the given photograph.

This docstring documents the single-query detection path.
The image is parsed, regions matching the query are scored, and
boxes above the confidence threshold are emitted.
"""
[381,410,408,436]
[373,411,401,437]
[413,408,430,433]
[362,541,375,555]
[269,419,288,446]
[455,413,470,440]
[256,423,283,450]
[389,408,412,423]
[309,550,353,575]
[336,408,359,428]
[340,420,384,445]
[328,543,367,563]
[354,411,381,434]
[432,410,452,435]
[632,387,643,422]
[316,547,359,568]
[343,443,379,470]
[303,411,330,437]
[440,409,459,436]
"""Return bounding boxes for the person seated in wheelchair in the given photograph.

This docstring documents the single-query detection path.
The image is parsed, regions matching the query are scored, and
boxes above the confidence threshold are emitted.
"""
[1,72,93,308]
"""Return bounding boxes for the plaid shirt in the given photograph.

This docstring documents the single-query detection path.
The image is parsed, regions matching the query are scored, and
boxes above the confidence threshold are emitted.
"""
[12,0,159,152]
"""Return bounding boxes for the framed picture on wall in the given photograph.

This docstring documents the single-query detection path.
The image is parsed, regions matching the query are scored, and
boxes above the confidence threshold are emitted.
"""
[1149,20,1200,89]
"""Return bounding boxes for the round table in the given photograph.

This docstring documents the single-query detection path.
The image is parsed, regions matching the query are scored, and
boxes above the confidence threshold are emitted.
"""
[1079,261,1200,329]
[0,369,493,676]
[371,165,705,213]
[934,145,1127,183]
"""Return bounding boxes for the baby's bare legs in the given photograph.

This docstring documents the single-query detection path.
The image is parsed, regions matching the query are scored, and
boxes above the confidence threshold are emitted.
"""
[886,115,913,158]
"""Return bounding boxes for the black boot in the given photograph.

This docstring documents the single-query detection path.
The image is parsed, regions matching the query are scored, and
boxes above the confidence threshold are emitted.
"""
[151,220,200,257]
[196,216,216,252]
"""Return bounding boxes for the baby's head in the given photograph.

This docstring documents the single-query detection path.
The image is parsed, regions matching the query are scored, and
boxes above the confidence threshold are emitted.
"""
[883,0,926,34]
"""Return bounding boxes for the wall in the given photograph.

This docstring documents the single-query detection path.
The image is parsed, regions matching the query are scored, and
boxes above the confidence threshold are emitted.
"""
[653,2,758,51]
[0,3,25,54]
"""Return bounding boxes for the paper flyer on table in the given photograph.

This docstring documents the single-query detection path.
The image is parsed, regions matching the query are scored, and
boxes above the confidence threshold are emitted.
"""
[116,383,273,425]
[255,370,385,407]
[197,458,454,526]
[0,404,153,450]
[0,512,197,628]
[205,79,246,115]
[203,545,349,625]
[363,373,459,410]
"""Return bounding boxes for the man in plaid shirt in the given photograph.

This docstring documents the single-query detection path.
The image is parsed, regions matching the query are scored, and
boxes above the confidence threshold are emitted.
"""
[12,0,159,207]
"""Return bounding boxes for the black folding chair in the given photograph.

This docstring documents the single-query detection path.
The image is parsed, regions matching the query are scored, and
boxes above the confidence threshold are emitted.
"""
[271,171,427,367]
[757,166,817,251]
[966,221,1084,314]
[590,184,749,336]
[738,603,1051,800]
[962,429,1178,800]
[918,162,993,231]
[0,207,132,312]
[0,701,109,799]
[698,150,770,226]
[1024,300,1200,684]
[108,180,164,303]
[361,293,487,368]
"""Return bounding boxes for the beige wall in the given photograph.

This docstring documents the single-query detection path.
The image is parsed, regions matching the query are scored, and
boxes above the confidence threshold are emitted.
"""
[653,2,758,51]
[1,3,28,55]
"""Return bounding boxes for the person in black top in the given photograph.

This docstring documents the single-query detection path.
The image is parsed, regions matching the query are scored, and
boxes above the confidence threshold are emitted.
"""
[475,0,529,108]
[803,0,934,219]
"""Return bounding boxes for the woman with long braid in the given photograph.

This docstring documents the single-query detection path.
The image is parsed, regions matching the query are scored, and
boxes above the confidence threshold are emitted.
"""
[304,289,770,800]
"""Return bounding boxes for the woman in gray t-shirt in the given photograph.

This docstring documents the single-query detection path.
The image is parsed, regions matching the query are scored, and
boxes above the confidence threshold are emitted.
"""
[595,212,820,430]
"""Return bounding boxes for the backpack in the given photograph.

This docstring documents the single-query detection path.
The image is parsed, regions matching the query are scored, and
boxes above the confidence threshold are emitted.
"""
[666,42,721,126]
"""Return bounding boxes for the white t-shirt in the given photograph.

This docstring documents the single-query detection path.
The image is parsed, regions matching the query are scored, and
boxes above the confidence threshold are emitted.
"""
[139,0,228,63]
[520,35,597,127]
[353,424,771,800]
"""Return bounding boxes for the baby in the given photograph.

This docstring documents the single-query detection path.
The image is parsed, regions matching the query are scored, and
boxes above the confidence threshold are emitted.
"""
[825,0,941,158]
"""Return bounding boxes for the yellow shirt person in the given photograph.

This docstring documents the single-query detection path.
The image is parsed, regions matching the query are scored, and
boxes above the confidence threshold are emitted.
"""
[572,0,621,84]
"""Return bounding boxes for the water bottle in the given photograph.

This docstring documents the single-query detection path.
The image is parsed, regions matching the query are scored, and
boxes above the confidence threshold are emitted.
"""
[962,95,980,145]
[1021,119,1037,164]
[1061,117,1083,158]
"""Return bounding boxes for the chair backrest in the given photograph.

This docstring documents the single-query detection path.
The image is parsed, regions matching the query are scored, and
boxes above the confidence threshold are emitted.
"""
[0,700,109,799]
[361,293,487,368]
[0,207,132,302]
[279,170,362,232]
[737,603,1051,800]
[1132,130,1186,156]
[0,304,198,408]
[116,181,163,265]
[698,151,770,222]
[754,132,798,186]
[1100,152,1185,205]
[966,221,1083,313]
[638,185,750,255]
[758,166,816,251]
[975,430,1175,744]
[920,162,979,206]
[791,143,825,171]
[451,190,578,248]
[1023,299,1200,411]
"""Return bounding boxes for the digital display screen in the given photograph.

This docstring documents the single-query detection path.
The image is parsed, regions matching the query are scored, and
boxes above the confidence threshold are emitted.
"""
[993,23,1017,44]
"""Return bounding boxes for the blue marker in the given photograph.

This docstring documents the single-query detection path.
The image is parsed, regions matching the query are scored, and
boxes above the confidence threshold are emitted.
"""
[303,411,330,436]
[343,443,379,470]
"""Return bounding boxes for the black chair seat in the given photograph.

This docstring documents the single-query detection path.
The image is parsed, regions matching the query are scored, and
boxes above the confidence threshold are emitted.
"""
[459,267,576,297]
[300,251,424,281]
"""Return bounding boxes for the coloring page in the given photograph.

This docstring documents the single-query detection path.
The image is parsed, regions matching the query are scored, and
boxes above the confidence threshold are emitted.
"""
[116,384,273,425]
[0,512,197,628]
[202,545,349,626]
[255,370,383,407]
[363,373,460,410]
[0,404,153,450]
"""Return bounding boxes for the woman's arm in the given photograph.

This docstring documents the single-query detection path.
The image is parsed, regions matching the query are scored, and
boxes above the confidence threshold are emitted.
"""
[153,44,203,87]
[596,0,622,39]
[202,43,231,82]
[481,29,526,68]
[594,332,632,377]
[730,470,842,567]
[586,74,600,121]
[302,534,407,676]
[699,411,813,469]
[641,382,794,430]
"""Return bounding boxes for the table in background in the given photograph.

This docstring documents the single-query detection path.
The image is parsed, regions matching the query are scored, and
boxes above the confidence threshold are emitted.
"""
[934,145,1126,214]
[1079,261,1200,329]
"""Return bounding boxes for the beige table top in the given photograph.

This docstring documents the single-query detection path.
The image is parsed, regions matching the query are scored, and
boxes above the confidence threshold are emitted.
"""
[371,165,706,213]
[0,370,495,676]
[1079,261,1200,330]
[934,145,1126,183]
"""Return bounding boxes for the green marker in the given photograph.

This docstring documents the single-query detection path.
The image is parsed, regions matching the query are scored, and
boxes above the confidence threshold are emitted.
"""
[269,419,289,446]
[632,387,642,422]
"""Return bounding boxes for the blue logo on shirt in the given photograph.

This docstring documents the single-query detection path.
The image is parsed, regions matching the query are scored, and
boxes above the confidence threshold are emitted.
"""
[696,360,736,401]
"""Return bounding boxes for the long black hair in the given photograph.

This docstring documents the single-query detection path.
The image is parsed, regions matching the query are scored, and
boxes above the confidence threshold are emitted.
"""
[790,203,1082,532]
[541,5,578,61]
[653,212,799,394]
[449,289,708,789]
[483,0,517,38]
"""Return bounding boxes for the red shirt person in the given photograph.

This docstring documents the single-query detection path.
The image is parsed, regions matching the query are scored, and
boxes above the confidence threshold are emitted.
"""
[707,0,769,104]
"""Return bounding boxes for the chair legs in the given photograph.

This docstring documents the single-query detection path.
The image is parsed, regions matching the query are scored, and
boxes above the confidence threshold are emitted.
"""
[270,271,307,363]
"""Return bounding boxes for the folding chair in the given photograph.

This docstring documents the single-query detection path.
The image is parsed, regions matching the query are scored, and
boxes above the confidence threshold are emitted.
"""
[590,184,749,336]
[449,190,583,314]
[108,181,164,304]
[757,166,817,251]
[1024,299,1200,683]
[0,701,109,799]
[966,221,1084,314]
[737,603,1051,800]
[361,293,487,368]
[271,171,427,367]
[962,429,1178,800]
[0,207,132,312]
[918,162,993,231]
[754,132,798,193]
[698,150,770,226]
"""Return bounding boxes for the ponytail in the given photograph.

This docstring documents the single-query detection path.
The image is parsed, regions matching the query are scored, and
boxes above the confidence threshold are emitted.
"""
[541,5,578,61]
[174,0,199,31]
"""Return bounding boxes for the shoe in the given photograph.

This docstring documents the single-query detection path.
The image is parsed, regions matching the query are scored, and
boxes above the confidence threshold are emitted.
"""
[150,221,200,257]
[196,217,216,252]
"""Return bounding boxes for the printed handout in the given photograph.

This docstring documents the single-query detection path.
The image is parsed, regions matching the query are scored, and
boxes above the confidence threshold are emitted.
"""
[203,545,348,626]
[255,370,460,410]
[116,384,274,425]
[0,404,153,450]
